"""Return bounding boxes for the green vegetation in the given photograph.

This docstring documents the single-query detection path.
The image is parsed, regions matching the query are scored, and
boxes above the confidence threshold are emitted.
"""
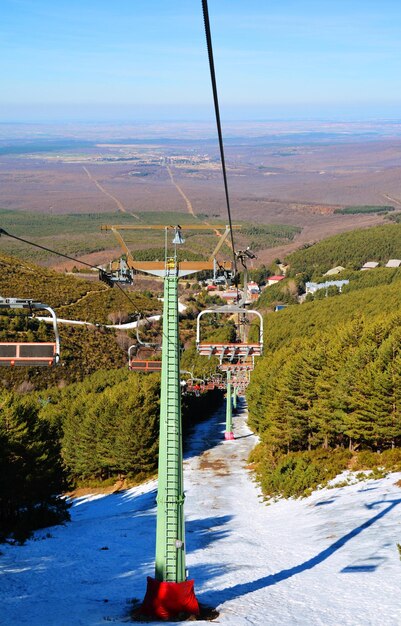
[132,247,206,262]
[0,253,157,324]
[0,367,223,541]
[334,205,394,215]
[0,208,301,265]
[0,390,70,543]
[239,224,301,252]
[249,448,351,499]
[385,212,401,223]
[55,370,161,482]
[258,277,302,309]
[248,253,401,498]
[49,369,222,483]
[0,209,139,263]
[285,223,401,277]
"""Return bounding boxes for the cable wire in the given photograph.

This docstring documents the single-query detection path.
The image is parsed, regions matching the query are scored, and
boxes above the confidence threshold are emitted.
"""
[0,227,153,319]
[201,0,238,282]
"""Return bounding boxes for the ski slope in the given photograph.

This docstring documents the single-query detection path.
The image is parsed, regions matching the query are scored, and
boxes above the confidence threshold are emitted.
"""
[1,400,401,625]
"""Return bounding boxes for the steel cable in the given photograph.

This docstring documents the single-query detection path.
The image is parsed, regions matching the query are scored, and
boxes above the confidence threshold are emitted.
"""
[201,0,238,283]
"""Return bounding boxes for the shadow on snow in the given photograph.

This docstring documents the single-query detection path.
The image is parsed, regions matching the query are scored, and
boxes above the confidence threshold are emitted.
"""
[198,499,401,607]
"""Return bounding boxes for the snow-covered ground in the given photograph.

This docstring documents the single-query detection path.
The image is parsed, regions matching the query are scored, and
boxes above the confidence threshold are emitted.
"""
[1,400,401,625]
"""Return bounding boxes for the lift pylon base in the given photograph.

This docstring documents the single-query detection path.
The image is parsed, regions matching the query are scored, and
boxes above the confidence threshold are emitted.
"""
[140,577,199,621]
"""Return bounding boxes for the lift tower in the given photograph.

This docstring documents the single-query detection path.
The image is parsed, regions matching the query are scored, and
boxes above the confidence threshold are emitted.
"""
[102,224,236,619]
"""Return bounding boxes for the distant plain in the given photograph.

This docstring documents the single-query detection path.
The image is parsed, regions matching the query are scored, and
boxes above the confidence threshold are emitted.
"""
[1,120,401,265]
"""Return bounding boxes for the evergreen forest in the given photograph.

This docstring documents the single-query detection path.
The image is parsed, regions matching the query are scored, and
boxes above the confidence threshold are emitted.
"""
[4,219,401,539]
[285,222,401,277]
[248,227,401,498]
[0,253,223,542]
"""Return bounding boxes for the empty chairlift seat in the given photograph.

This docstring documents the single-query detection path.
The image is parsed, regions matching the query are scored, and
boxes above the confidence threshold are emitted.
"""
[0,298,60,367]
[0,342,57,367]
[196,307,263,363]
[129,359,162,372]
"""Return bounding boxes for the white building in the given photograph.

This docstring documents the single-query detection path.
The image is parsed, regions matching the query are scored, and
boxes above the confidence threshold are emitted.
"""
[305,280,349,295]
[324,266,345,276]
[361,261,379,270]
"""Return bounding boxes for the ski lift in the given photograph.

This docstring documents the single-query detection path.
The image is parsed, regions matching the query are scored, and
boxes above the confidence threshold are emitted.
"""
[128,313,162,371]
[128,344,162,372]
[196,307,263,362]
[186,377,205,397]
[99,258,134,287]
[0,298,60,367]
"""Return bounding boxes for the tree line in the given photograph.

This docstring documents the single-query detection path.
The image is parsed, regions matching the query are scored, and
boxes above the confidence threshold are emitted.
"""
[285,223,401,277]
[0,367,222,542]
[247,250,401,498]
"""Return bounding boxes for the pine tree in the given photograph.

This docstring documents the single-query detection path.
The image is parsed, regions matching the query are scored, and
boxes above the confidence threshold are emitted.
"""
[0,391,70,542]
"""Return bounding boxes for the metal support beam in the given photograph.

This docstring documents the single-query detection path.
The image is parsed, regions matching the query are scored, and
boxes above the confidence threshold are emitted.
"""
[155,263,186,583]
[101,223,241,231]
[208,226,231,262]
[101,223,240,276]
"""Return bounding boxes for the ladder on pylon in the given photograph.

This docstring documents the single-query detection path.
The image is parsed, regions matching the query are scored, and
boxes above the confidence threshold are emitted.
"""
[155,263,186,583]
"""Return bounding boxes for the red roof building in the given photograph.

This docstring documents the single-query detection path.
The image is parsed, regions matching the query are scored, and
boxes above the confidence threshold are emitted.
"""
[267,275,285,286]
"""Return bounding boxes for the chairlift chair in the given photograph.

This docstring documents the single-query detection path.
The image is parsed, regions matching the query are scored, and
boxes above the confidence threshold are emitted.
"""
[128,313,162,372]
[185,376,205,397]
[99,258,134,287]
[128,344,162,372]
[196,306,263,363]
[0,298,60,366]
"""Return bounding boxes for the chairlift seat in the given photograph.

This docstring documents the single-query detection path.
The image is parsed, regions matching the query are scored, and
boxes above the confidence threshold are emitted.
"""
[197,343,262,358]
[196,307,263,362]
[129,359,162,372]
[0,342,57,367]
[0,299,60,367]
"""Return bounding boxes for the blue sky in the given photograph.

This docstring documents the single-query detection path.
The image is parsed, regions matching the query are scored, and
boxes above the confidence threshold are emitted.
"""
[2,0,401,121]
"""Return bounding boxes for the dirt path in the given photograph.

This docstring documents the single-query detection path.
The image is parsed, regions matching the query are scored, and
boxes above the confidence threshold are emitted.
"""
[165,164,196,216]
[383,193,401,208]
[165,164,223,239]
[82,166,141,220]
[56,287,106,312]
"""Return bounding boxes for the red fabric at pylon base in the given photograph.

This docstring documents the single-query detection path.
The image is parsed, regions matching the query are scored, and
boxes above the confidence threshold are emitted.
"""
[140,576,200,620]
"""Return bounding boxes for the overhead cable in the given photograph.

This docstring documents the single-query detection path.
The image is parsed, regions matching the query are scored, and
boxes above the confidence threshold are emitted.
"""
[0,228,151,317]
[201,0,238,281]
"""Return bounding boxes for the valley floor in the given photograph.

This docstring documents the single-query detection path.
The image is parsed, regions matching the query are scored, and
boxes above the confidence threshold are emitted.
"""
[1,401,401,625]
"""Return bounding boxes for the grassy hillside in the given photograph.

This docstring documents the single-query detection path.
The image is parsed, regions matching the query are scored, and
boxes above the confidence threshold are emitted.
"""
[0,253,157,323]
[286,223,401,277]
[0,253,161,390]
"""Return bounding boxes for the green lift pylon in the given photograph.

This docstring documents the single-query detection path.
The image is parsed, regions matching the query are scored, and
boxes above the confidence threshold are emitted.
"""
[225,370,234,440]
[140,257,200,619]
[124,224,235,620]
[155,262,185,583]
